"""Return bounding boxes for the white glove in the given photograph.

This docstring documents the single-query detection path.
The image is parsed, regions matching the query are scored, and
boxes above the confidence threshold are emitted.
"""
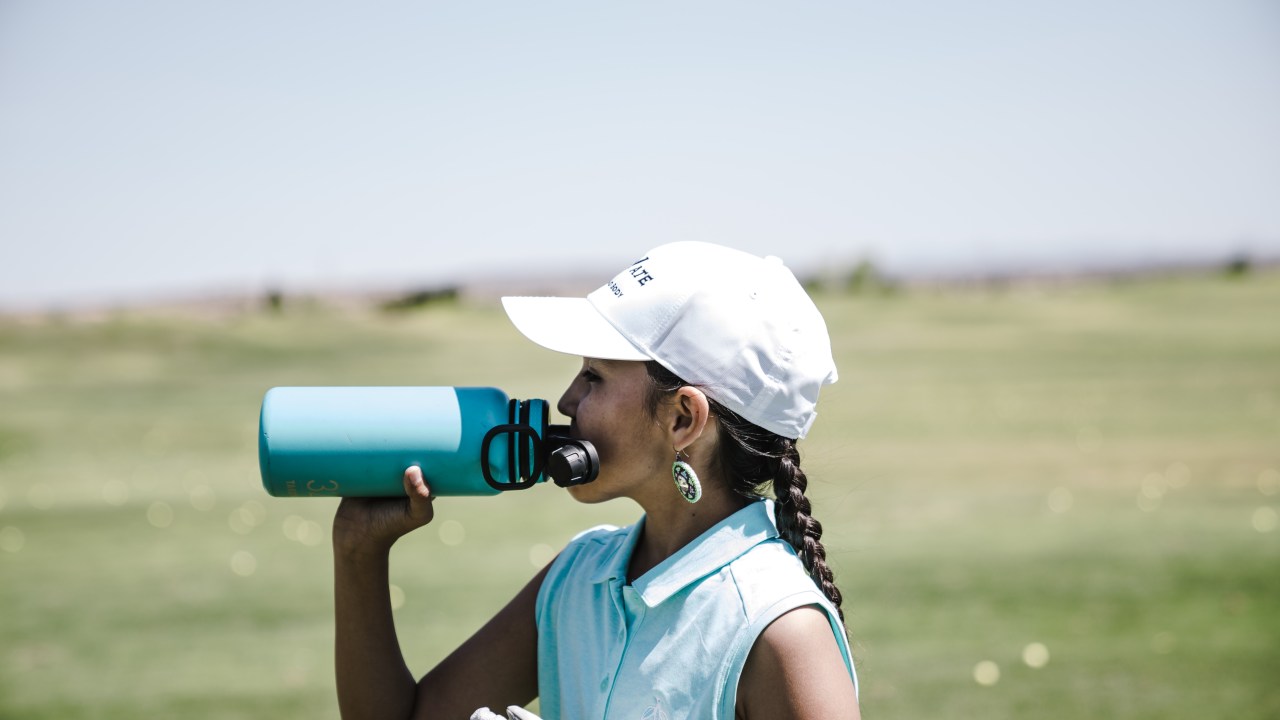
[469,707,542,720]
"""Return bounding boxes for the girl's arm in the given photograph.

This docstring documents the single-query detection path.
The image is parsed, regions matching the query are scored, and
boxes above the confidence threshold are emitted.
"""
[333,466,542,720]
[735,605,861,720]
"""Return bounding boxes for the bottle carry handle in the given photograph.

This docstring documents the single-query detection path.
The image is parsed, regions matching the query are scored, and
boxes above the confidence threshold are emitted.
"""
[480,399,547,491]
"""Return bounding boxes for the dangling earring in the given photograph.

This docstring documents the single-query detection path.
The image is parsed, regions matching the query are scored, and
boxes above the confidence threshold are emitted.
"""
[672,448,702,504]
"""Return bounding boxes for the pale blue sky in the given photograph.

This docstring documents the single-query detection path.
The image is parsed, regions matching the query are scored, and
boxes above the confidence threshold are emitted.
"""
[2,1,1277,309]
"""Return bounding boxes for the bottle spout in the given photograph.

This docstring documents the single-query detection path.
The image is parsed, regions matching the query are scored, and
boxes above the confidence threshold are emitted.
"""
[544,426,600,487]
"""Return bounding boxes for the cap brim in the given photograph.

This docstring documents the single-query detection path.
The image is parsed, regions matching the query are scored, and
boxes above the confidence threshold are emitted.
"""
[501,296,650,361]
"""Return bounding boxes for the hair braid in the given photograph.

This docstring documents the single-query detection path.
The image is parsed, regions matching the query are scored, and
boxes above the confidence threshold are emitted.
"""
[643,362,845,622]
[772,444,844,621]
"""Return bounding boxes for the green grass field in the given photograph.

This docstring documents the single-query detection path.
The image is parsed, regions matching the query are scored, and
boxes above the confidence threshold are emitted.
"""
[1,271,1277,719]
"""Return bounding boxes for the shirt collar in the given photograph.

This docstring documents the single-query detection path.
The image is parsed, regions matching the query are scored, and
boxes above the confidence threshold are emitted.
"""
[590,516,645,586]
[591,499,781,608]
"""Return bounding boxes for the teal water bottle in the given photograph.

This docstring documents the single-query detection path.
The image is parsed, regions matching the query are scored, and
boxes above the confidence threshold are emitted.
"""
[258,386,599,497]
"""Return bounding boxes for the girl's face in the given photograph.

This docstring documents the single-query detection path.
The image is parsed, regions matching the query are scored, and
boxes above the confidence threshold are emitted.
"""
[556,358,670,503]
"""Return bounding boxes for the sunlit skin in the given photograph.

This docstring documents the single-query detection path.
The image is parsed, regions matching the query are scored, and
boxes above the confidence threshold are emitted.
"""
[330,357,860,720]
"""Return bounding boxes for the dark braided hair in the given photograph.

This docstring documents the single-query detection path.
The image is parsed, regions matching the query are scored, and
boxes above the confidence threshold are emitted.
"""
[643,361,845,622]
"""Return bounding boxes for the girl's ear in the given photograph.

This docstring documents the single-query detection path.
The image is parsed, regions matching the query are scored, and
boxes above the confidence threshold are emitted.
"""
[670,385,711,451]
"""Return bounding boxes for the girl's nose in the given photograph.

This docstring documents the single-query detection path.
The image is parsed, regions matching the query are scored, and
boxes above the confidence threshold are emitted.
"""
[557,374,584,420]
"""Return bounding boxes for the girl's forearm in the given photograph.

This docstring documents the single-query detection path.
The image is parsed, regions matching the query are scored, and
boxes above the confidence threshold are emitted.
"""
[334,546,419,720]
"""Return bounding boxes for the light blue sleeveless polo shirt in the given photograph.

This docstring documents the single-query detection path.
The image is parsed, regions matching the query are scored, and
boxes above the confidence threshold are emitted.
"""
[535,500,857,719]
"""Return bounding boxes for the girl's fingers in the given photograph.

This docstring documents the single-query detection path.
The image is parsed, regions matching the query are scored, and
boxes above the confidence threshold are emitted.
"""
[332,469,436,552]
[403,466,432,501]
[403,466,435,526]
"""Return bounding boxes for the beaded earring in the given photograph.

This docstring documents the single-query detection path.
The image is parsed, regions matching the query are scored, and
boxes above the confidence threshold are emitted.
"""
[671,448,702,504]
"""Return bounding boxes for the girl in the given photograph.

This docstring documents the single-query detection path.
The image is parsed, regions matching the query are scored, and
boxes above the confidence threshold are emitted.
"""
[333,242,860,719]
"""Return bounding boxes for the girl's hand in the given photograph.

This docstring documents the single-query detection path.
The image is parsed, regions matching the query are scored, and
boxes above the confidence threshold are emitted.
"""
[332,466,436,556]
[471,707,543,720]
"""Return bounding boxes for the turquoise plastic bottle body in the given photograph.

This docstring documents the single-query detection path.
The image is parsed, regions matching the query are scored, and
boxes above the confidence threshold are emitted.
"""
[258,386,550,497]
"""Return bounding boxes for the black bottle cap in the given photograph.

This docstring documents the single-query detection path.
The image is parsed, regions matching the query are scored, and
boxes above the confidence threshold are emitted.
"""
[545,437,600,488]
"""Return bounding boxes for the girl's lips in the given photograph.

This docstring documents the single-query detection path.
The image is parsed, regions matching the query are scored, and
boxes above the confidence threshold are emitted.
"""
[545,423,584,441]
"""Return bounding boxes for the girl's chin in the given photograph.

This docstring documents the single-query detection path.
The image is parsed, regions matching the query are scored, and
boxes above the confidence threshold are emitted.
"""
[565,481,616,505]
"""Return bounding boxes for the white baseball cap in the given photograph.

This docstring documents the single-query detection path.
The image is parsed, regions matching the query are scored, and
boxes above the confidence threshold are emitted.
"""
[501,241,838,439]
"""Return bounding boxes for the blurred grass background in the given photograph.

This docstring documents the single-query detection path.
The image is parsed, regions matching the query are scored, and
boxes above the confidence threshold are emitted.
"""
[1,270,1277,719]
